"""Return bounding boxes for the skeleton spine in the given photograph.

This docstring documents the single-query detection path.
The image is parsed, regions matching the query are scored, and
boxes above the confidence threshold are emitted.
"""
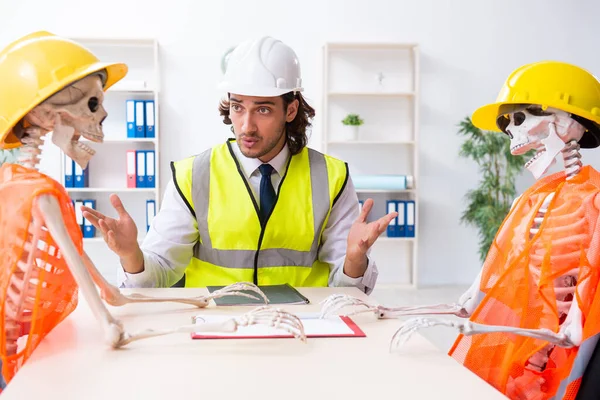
[563,139,582,180]
[17,127,47,170]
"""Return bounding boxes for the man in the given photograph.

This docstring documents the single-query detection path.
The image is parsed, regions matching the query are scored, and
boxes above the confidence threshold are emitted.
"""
[83,36,396,294]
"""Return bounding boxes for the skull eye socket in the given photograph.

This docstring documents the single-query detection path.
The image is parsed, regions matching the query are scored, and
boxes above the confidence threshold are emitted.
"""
[513,112,525,126]
[496,115,512,138]
[88,97,99,112]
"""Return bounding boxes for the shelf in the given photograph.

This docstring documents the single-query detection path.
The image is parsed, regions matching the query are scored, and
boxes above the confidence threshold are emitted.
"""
[377,236,415,242]
[83,236,145,243]
[81,138,157,144]
[356,189,415,193]
[328,91,414,97]
[327,42,418,50]
[328,140,414,145]
[70,37,157,47]
[107,87,156,94]
[66,188,157,193]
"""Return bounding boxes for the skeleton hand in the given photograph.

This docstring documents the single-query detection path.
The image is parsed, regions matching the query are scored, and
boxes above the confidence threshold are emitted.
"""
[320,294,466,319]
[320,294,387,318]
[117,305,306,346]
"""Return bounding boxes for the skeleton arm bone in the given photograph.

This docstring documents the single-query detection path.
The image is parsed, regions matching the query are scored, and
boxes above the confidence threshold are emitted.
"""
[391,296,584,351]
[81,251,267,308]
[320,268,482,319]
[38,194,125,348]
[39,195,303,348]
[118,306,307,346]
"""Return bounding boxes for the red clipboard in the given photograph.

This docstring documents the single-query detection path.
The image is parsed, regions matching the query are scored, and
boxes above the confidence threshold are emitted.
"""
[191,315,366,340]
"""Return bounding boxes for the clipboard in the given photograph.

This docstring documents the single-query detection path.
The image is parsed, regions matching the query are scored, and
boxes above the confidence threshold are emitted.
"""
[191,313,366,339]
[207,283,310,306]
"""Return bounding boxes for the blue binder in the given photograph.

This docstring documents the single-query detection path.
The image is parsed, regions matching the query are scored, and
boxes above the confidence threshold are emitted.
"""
[145,150,155,188]
[82,199,96,238]
[386,200,397,237]
[145,100,155,138]
[64,154,74,188]
[126,100,136,138]
[146,199,156,232]
[136,150,146,188]
[406,200,415,237]
[397,200,406,237]
[134,100,145,138]
[74,162,89,188]
[74,200,84,233]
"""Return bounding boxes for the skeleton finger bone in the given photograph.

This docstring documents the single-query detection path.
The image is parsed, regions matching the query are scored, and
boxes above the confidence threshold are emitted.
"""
[81,252,268,308]
[390,318,457,351]
[117,305,307,347]
[319,294,382,318]
[319,294,467,319]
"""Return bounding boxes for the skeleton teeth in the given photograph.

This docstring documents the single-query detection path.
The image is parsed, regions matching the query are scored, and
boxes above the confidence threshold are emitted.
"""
[525,150,545,168]
[73,140,96,156]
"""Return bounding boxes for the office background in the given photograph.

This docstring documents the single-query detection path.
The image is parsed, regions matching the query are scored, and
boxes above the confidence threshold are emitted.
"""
[1,0,599,288]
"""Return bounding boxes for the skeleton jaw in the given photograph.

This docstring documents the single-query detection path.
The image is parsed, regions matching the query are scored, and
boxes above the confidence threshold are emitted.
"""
[524,129,565,180]
[51,121,97,170]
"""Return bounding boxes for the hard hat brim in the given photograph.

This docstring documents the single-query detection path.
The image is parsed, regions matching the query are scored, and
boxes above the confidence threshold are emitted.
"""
[471,102,505,132]
[472,100,600,133]
[218,82,302,98]
[0,60,127,149]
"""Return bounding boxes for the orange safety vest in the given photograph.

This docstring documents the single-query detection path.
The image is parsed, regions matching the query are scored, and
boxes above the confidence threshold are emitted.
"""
[0,163,81,385]
[449,165,600,400]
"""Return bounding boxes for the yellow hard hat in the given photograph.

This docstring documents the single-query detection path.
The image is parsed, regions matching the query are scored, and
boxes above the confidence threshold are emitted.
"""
[472,61,600,148]
[0,31,128,149]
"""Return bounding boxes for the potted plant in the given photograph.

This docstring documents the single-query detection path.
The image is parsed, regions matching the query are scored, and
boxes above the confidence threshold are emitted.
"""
[341,113,364,141]
[457,116,533,262]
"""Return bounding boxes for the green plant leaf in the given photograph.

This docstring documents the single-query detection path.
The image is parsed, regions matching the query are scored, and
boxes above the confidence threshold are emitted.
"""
[457,116,529,262]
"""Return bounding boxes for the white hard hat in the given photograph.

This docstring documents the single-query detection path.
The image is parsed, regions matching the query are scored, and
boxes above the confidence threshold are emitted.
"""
[218,36,303,97]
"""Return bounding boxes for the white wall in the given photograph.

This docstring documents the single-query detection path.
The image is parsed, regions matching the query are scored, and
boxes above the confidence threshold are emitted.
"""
[2,0,599,286]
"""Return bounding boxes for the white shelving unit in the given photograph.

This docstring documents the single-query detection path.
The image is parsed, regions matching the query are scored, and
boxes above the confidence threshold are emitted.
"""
[59,37,161,284]
[322,42,419,288]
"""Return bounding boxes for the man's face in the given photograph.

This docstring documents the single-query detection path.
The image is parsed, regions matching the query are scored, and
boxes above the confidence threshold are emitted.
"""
[229,94,298,161]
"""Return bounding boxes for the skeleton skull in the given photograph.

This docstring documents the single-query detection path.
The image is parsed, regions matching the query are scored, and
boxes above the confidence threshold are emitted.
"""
[497,105,586,179]
[20,72,107,169]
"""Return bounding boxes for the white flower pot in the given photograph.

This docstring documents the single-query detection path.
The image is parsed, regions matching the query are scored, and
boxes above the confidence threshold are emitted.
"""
[339,125,359,141]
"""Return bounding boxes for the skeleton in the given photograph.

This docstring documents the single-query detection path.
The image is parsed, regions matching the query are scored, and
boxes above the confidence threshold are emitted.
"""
[320,104,600,398]
[1,70,306,383]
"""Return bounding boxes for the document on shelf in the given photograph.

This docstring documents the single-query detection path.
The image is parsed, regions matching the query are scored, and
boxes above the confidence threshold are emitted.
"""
[191,312,365,339]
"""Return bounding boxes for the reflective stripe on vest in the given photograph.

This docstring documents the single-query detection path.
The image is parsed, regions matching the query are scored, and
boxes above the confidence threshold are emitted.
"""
[171,140,349,287]
[191,145,330,269]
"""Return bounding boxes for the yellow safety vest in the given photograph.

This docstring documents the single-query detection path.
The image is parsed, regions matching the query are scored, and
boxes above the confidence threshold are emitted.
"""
[171,139,349,287]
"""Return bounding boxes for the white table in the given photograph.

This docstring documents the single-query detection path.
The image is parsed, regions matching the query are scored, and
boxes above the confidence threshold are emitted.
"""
[1,287,506,399]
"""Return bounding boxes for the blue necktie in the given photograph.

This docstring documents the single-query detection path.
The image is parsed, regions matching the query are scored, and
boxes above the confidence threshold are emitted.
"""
[258,163,276,223]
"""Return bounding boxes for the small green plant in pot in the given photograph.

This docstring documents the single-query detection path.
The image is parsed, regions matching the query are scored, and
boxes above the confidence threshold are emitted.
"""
[341,113,364,141]
[457,116,533,262]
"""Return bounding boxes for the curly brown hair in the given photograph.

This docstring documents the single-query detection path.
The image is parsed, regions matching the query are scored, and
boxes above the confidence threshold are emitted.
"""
[218,92,315,155]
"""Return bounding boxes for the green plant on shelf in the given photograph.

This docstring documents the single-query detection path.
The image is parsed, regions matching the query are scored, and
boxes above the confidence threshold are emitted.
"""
[341,113,364,126]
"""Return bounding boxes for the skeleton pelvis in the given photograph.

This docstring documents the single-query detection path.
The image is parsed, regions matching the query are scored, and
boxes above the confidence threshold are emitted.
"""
[0,163,81,384]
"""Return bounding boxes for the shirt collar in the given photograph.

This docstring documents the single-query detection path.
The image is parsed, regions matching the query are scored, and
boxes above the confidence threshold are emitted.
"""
[231,139,290,178]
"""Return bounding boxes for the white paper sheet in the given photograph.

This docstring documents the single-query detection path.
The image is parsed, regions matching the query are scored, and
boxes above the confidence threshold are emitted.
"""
[192,312,362,338]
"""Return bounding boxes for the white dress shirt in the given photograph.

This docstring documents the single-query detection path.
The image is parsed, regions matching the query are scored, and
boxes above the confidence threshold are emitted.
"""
[118,141,379,294]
